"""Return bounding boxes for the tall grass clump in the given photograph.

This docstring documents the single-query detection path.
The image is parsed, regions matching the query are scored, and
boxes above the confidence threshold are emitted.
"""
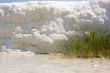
[63,29,110,58]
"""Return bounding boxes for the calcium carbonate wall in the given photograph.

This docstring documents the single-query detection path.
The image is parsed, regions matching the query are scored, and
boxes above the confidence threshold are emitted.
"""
[0,0,110,53]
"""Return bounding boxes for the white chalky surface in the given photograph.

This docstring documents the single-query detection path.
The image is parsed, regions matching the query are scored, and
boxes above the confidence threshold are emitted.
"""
[0,0,110,53]
[0,55,110,73]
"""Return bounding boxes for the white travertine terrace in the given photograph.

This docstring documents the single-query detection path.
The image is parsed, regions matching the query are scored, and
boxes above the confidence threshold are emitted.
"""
[0,0,110,53]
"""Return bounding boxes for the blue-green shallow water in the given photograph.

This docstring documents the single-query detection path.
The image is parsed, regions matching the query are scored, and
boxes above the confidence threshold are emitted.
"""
[0,55,110,73]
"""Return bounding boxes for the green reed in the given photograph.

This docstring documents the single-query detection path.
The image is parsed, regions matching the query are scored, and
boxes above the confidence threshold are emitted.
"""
[63,29,110,58]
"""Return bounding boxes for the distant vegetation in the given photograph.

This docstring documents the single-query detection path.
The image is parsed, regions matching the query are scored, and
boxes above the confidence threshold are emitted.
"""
[63,29,110,58]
